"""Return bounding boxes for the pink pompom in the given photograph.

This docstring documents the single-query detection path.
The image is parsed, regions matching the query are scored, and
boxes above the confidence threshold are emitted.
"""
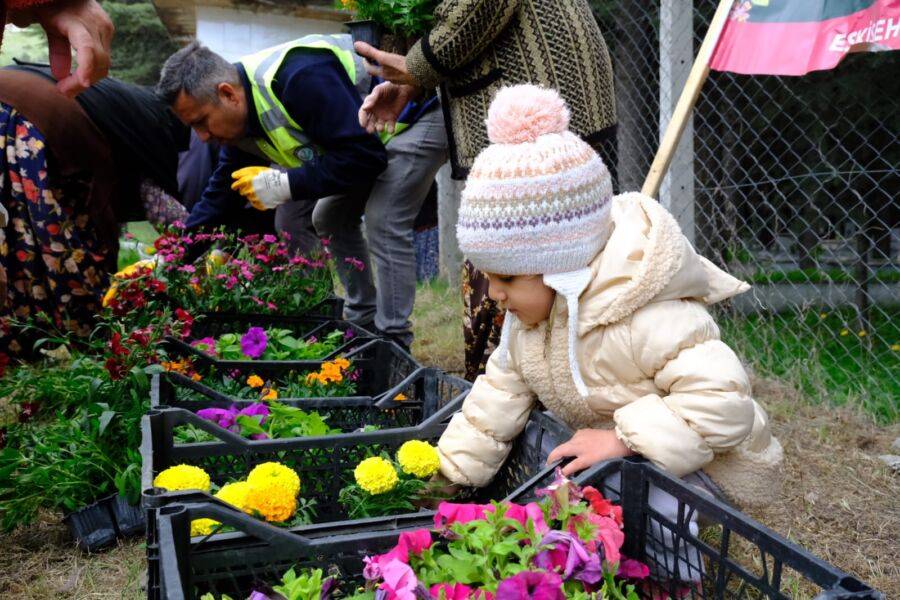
[486,85,571,144]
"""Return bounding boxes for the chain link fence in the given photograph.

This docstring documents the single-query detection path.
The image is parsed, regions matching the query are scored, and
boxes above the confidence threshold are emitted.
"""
[592,0,899,421]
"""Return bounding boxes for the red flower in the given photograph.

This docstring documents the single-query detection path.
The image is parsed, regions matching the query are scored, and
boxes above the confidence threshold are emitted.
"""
[18,402,38,423]
[583,486,623,526]
[174,308,194,338]
[128,327,152,347]
[105,357,127,380]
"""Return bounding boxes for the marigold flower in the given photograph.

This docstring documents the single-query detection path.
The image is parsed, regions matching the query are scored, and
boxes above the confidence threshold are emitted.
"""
[354,457,399,495]
[261,388,278,401]
[247,462,301,496]
[397,440,440,479]
[153,464,211,492]
[191,518,219,536]
[215,481,254,512]
[247,375,264,389]
[394,393,408,402]
[333,358,350,370]
[244,483,297,522]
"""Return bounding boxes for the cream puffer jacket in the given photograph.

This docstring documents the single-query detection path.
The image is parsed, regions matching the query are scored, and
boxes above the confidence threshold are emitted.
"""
[439,193,783,508]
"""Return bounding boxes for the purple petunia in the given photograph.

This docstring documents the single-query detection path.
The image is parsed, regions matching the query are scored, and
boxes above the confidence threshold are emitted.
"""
[240,327,268,359]
[196,403,270,439]
[495,571,565,600]
[534,530,603,585]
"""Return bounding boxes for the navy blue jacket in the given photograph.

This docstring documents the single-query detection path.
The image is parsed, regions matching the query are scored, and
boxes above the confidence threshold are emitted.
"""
[186,49,388,229]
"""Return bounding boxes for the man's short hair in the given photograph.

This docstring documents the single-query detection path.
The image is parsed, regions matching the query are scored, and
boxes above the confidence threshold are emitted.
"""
[157,41,240,106]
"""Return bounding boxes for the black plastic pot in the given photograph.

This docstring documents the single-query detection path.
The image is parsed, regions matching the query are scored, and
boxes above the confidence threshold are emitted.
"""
[63,498,118,553]
[110,494,146,538]
[345,19,383,48]
[63,494,146,552]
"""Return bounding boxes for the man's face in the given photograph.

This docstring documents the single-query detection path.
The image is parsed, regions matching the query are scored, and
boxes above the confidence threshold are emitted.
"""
[173,83,247,146]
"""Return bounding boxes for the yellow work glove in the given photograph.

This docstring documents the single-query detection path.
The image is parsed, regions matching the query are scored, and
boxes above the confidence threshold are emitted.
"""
[231,166,291,211]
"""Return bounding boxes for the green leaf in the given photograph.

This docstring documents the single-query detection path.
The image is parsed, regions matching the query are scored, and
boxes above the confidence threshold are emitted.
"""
[98,410,117,435]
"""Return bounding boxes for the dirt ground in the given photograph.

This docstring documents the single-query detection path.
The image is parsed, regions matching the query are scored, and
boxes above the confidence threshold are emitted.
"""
[0,286,896,598]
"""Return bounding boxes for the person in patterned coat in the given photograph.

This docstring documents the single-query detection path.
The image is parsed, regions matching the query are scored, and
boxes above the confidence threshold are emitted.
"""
[354,0,619,381]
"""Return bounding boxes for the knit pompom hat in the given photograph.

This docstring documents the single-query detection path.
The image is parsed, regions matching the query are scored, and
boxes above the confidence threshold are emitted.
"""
[457,84,614,397]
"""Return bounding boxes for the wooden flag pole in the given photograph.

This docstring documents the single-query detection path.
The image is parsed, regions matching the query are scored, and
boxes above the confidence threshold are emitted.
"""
[642,0,734,198]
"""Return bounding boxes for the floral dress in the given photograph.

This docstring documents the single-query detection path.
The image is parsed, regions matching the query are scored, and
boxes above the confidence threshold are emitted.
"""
[0,102,115,355]
[462,259,503,382]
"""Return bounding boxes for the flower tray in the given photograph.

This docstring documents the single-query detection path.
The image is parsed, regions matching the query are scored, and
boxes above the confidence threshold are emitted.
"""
[142,410,575,592]
[166,319,377,371]
[147,458,883,600]
[141,369,473,548]
[63,494,145,553]
[160,337,420,396]
[150,367,469,443]
[187,294,345,323]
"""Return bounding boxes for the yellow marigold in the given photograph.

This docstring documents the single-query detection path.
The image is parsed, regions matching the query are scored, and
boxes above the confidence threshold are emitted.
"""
[215,481,253,512]
[101,285,118,308]
[153,464,211,492]
[354,457,398,495]
[333,357,350,370]
[261,388,278,401]
[191,373,202,382]
[191,518,219,536]
[247,462,301,497]
[247,375,264,389]
[396,440,440,479]
[162,358,193,375]
[394,393,408,402]
[244,483,297,522]
[306,372,321,385]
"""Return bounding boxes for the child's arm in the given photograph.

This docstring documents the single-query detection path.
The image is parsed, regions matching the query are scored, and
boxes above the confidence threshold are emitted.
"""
[437,348,535,487]
[613,299,756,477]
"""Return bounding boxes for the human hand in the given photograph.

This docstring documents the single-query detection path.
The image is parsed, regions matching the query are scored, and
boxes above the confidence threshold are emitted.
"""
[353,42,417,87]
[358,82,422,135]
[231,167,291,211]
[30,0,115,97]
[547,429,635,477]
[414,472,462,510]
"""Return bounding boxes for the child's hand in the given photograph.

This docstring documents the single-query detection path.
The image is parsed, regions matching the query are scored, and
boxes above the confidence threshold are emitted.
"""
[547,429,635,476]
[415,472,462,510]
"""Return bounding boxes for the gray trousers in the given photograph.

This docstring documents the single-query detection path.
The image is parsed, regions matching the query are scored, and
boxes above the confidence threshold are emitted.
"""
[312,107,448,345]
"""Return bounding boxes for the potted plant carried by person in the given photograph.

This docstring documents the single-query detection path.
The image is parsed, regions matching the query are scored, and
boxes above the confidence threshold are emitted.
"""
[338,0,438,52]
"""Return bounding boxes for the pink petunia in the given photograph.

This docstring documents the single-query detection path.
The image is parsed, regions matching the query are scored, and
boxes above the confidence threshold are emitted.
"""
[433,502,492,529]
[380,559,418,600]
[493,502,549,535]
[617,558,650,580]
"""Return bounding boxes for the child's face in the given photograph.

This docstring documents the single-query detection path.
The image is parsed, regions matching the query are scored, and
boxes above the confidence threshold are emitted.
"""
[485,273,556,326]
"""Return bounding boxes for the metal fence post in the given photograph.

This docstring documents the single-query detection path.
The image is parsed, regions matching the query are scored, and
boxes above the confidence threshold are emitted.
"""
[437,162,463,289]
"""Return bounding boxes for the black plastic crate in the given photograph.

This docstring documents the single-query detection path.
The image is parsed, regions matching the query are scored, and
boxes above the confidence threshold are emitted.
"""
[140,369,478,524]
[150,367,469,442]
[181,317,377,363]
[142,410,573,594]
[190,294,345,323]
[159,338,420,396]
[149,458,883,600]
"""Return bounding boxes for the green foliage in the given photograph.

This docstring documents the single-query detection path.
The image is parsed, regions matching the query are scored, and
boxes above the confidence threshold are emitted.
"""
[100,0,177,85]
[338,474,427,520]
[237,403,339,440]
[117,246,142,272]
[273,567,329,600]
[340,0,438,36]
[214,328,346,361]
[747,267,900,285]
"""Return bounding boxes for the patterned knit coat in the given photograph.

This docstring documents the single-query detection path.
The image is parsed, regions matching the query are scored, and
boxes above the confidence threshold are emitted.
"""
[406,0,617,179]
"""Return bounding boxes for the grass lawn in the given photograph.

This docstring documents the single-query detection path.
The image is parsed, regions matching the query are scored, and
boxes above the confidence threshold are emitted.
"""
[720,307,899,424]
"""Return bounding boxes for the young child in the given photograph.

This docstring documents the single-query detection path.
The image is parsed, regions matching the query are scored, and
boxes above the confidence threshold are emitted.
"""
[437,85,783,513]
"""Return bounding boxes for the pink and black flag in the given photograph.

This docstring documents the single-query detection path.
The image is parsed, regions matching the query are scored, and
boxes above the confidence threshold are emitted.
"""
[710,0,900,75]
